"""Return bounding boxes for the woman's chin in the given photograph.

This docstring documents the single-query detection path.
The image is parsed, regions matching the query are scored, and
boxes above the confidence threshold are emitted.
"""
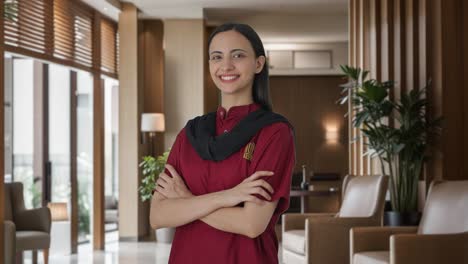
[219,86,242,95]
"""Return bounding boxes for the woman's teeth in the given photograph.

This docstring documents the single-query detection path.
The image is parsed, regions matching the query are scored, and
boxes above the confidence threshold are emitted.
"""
[220,75,239,81]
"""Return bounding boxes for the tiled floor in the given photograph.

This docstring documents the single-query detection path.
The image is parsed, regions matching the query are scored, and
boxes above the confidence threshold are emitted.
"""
[25,231,283,264]
[49,240,172,264]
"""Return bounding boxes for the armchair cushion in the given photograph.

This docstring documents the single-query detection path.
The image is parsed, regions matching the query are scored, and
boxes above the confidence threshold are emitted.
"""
[418,181,468,235]
[339,175,386,218]
[16,231,50,251]
[283,230,305,255]
[15,207,51,233]
[353,251,389,264]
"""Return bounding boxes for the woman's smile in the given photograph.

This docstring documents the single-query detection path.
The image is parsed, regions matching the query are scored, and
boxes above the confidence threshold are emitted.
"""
[219,74,240,83]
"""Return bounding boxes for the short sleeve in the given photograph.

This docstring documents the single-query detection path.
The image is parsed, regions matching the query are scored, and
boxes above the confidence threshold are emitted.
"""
[248,123,296,215]
[164,128,185,177]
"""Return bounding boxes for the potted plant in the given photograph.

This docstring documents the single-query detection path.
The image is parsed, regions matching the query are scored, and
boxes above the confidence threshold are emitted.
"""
[338,65,441,226]
[139,149,176,242]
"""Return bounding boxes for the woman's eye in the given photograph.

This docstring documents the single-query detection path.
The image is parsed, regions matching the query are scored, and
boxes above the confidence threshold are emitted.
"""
[233,53,244,59]
[210,55,221,61]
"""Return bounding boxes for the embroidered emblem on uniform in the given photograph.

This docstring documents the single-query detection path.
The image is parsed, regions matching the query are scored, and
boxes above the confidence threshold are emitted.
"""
[243,142,255,161]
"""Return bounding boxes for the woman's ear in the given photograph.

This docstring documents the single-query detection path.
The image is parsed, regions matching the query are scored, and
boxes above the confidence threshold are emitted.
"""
[255,55,266,74]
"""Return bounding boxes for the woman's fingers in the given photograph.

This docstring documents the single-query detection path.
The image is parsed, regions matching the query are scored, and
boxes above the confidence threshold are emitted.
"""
[243,171,274,183]
[249,179,274,194]
[249,187,271,200]
[155,185,167,196]
[247,196,265,205]
[156,178,169,189]
[165,164,181,179]
[158,173,172,183]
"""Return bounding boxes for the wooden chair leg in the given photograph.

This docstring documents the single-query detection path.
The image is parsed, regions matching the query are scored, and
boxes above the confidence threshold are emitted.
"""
[32,250,38,264]
[43,249,49,264]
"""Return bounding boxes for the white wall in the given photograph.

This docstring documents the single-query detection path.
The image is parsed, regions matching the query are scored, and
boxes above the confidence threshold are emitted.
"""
[265,42,348,75]
[163,19,205,147]
[207,14,348,43]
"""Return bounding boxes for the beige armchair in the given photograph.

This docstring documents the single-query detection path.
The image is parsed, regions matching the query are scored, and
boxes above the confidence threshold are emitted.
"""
[5,182,51,264]
[4,221,16,264]
[350,180,468,264]
[282,175,388,264]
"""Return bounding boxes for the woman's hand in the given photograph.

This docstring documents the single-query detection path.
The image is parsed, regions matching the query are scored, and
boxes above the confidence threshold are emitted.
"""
[220,171,275,207]
[155,164,193,199]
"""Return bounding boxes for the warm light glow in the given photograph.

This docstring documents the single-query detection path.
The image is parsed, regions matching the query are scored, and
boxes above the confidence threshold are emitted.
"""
[324,123,340,144]
[48,202,69,222]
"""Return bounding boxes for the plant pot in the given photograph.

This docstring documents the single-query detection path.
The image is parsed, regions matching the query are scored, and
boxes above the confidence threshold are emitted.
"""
[384,211,421,226]
[155,227,175,243]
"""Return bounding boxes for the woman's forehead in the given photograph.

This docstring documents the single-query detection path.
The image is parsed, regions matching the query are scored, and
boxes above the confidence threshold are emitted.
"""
[209,31,253,53]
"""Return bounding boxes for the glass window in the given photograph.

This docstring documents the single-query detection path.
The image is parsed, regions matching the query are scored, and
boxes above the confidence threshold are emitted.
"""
[12,58,38,208]
[77,70,93,243]
[49,64,71,204]
[104,77,119,199]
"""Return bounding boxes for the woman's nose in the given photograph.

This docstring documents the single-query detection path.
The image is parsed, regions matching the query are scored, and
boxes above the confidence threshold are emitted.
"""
[220,57,234,71]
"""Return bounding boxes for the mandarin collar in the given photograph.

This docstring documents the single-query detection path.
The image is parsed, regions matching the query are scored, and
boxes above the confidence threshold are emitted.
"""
[216,103,261,120]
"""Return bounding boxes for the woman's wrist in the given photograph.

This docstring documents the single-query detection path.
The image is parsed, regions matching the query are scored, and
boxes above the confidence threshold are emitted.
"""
[212,190,229,208]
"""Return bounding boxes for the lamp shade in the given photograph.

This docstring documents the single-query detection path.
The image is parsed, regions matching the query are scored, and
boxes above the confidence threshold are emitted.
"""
[141,113,165,132]
[48,202,69,221]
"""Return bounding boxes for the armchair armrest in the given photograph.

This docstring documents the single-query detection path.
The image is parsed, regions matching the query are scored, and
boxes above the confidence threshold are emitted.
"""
[15,207,51,233]
[306,216,381,264]
[391,232,468,264]
[282,213,336,232]
[4,221,16,264]
[351,226,418,255]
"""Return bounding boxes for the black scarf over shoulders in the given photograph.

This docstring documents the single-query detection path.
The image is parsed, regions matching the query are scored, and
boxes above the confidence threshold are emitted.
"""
[185,108,294,161]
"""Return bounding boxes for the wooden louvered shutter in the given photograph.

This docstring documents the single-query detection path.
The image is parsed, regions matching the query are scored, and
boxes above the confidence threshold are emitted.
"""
[100,18,117,75]
[53,0,73,61]
[4,0,118,76]
[4,0,53,54]
[73,4,93,69]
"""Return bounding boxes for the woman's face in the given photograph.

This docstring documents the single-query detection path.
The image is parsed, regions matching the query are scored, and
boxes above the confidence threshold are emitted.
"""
[208,30,265,96]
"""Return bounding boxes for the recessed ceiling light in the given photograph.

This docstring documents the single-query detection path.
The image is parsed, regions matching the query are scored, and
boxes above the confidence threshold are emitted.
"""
[104,7,108,11]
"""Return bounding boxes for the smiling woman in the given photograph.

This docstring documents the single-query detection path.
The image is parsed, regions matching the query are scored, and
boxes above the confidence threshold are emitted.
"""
[149,23,296,264]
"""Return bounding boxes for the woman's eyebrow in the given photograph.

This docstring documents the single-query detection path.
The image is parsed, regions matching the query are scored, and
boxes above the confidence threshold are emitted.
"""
[209,49,247,55]
[230,49,247,53]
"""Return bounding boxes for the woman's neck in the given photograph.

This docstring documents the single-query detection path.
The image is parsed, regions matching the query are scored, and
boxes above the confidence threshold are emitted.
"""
[221,95,254,112]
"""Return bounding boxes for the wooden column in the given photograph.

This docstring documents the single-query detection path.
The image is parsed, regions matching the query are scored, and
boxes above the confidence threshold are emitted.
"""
[92,11,105,250]
[118,3,142,240]
[0,1,5,262]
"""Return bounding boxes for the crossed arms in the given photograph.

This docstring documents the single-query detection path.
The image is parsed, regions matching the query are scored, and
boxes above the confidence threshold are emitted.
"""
[149,164,278,239]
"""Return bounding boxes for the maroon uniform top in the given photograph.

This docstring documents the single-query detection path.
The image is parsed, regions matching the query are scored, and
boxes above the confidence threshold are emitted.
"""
[166,102,296,264]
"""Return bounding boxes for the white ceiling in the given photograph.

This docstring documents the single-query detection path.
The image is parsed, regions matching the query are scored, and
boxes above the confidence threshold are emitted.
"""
[82,0,349,43]
[127,0,348,19]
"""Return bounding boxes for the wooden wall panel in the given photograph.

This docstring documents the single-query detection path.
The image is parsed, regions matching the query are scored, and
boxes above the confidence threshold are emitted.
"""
[463,0,468,181]
[139,19,164,157]
[92,12,105,250]
[349,0,468,181]
[270,76,349,178]
[137,19,164,239]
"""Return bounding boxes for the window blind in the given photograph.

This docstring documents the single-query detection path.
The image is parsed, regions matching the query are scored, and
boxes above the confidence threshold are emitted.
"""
[4,0,118,76]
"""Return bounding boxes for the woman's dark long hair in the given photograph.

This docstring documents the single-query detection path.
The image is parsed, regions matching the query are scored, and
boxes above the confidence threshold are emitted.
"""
[207,23,272,111]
